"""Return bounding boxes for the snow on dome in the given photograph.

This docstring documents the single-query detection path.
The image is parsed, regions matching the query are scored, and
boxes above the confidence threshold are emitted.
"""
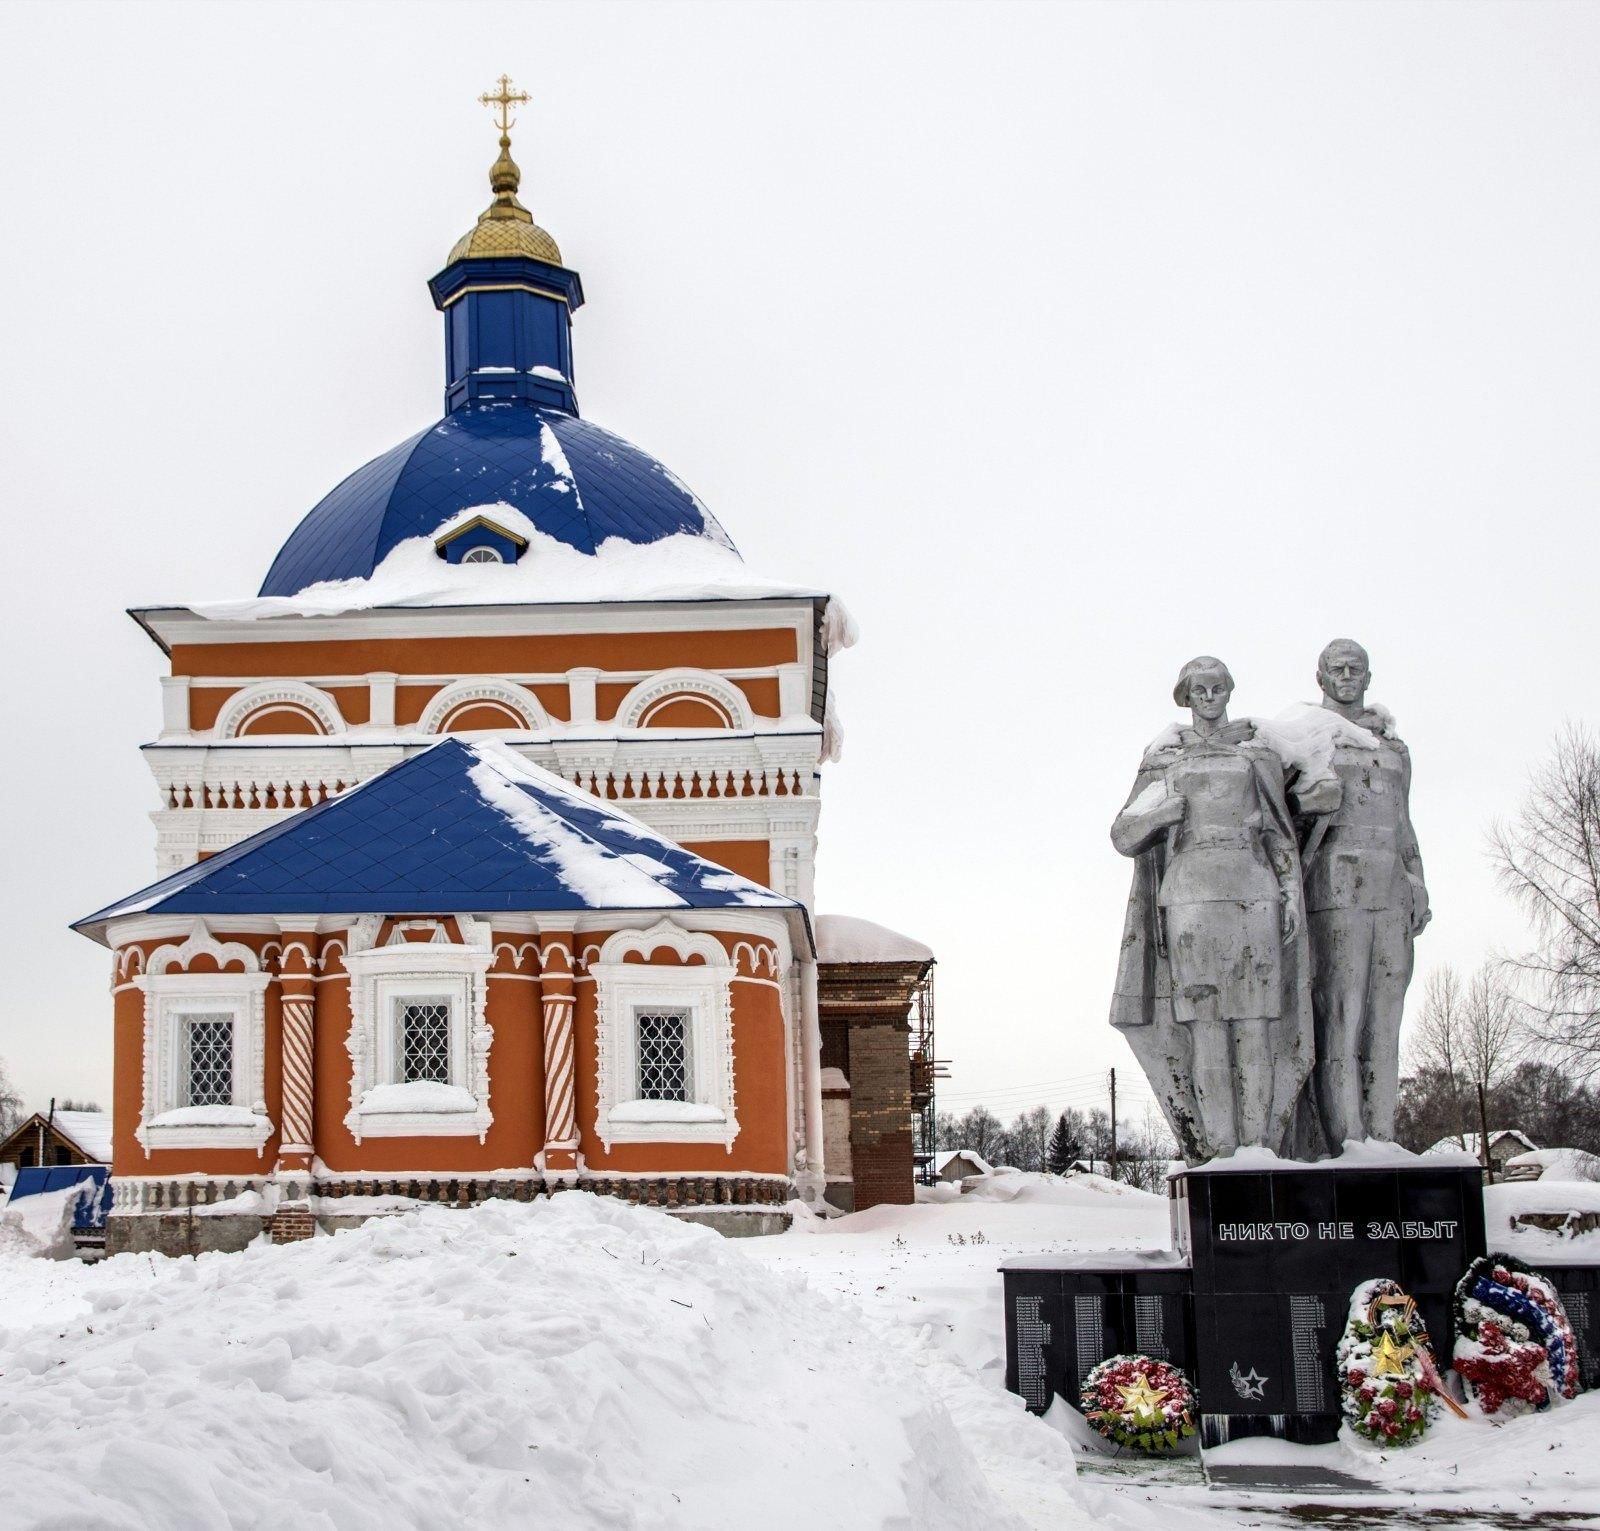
[254,403,746,602]
[201,518,823,621]
[814,914,933,965]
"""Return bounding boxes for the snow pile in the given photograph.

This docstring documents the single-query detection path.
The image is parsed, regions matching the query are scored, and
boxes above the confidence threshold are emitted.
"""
[0,1196,1027,1531]
[1484,1178,1600,1258]
[0,1184,89,1260]
[195,503,827,621]
[815,914,933,965]
[1506,1146,1600,1182]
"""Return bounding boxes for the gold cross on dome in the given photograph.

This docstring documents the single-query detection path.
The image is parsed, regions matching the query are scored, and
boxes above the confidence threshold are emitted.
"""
[479,74,530,136]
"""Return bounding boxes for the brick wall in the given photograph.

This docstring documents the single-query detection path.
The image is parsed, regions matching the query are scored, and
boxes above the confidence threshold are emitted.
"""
[817,958,930,1211]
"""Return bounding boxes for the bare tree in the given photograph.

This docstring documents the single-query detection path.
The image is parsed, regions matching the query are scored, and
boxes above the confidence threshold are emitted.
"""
[1492,726,1600,1078]
[1002,1105,1053,1173]
[1461,966,1524,1181]
[0,1058,24,1138]
[1406,966,1471,1148]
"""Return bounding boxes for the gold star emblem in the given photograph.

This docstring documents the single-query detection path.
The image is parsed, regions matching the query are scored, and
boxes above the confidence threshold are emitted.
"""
[1371,1330,1415,1377]
[1116,1374,1169,1424]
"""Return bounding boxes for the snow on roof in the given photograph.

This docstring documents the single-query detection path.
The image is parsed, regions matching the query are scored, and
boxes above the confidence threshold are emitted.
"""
[201,510,829,622]
[51,1111,112,1163]
[74,738,797,943]
[815,914,933,966]
[934,1149,993,1176]
[1504,1147,1600,1182]
[1424,1130,1538,1157]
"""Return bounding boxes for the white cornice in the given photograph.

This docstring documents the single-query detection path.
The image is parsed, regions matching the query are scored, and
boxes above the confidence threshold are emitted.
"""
[133,597,822,652]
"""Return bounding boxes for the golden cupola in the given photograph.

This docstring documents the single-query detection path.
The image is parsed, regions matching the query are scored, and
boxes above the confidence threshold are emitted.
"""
[446,74,563,265]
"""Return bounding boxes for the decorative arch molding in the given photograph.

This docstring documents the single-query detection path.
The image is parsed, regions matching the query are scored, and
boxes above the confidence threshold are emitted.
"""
[419,678,549,735]
[116,945,147,981]
[146,920,261,976]
[615,670,753,731]
[214,682,343,740]
[732,940,780,978]
[596,919,731,969]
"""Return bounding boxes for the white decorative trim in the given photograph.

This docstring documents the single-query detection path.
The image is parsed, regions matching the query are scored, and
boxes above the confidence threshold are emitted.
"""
[213,681,344,740]
[343,938,494,1143]
[615,669,754,730]
[146,920,261,976]
[591,920,738,1152]
[418,677,550,734]
[134,971,273,1155]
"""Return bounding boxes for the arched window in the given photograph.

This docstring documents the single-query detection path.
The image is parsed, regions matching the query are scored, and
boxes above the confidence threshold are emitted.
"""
[461,546,503,564]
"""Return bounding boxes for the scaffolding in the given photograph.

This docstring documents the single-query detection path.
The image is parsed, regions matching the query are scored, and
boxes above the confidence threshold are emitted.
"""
[907,967,948,1184]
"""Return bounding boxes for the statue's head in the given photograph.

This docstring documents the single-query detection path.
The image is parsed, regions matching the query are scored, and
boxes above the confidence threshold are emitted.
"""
[1172,655,1234,722]
[1317,639,1371,707]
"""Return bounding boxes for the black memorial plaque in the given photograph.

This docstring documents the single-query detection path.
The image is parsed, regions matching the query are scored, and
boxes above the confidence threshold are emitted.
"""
[1002,1261,1194,1414]
[1546,1263,1600,1393]
[1175,1163,1486,1443]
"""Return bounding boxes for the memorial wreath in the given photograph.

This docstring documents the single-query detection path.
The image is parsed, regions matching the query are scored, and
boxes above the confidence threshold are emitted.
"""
[1337,1278,1442,1446]
[1081,1353,1197,1453]
[1453,1253,1582,1417]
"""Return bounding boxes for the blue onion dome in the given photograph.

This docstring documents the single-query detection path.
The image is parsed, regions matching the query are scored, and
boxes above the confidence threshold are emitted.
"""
[257,80,738,601]
[258,406,736,597]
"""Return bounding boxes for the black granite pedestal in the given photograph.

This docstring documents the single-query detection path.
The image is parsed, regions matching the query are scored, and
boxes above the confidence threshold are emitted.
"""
[1002,1160,1488,1445]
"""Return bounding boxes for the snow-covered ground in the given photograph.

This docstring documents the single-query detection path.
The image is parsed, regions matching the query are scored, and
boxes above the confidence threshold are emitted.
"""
[1,1173,1598,1528]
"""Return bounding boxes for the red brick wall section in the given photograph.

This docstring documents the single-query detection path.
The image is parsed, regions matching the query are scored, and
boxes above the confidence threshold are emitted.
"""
[816,959,930,1211]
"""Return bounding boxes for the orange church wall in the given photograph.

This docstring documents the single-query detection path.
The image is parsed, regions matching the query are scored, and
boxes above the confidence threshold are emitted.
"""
[680,840,770,885]
[110,922,789,1181]
[110,936,286,1178]
[311,929,546,1175]
[570,933,790,1177]
[169,628,799,683]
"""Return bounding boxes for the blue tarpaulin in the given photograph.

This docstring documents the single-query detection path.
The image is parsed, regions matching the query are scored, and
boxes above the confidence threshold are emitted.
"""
[7,1165,112,1230]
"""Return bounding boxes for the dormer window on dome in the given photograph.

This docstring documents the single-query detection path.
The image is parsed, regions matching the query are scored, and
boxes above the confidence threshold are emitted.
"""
[434,514,529,566]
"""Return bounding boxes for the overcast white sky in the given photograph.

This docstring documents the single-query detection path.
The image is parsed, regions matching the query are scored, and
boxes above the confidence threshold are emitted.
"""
[2,1,1597,1128]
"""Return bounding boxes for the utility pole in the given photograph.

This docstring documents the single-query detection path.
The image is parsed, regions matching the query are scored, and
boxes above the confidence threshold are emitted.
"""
[1476,1082,1494,1185]
[1108,1068,1118,1182]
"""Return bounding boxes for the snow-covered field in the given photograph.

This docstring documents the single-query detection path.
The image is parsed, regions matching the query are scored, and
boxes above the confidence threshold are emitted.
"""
[1,1172,1598,1529]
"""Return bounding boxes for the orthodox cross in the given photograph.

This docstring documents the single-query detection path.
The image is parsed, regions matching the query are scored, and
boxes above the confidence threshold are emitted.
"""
[480,75,530,136]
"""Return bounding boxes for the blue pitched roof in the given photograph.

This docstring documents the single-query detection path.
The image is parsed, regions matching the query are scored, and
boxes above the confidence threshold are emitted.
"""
[74,739,795,942]
[258,404,735,597]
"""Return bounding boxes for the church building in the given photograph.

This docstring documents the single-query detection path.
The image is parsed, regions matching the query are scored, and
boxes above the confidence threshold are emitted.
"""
[75,81,934,1253]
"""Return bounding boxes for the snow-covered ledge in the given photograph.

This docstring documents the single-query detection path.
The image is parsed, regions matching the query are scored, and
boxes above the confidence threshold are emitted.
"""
[141,1104,275,1155]
[343,925,494,1143]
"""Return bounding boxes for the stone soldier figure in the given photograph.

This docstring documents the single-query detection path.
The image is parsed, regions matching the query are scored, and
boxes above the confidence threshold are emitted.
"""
[1302,640,1430,1147]
[1110,656,1315,1161]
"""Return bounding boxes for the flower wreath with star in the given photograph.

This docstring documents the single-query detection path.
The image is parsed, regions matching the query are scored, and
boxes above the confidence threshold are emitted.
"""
[1336,1278,1444,1447]
[1080,1353,1197,1453]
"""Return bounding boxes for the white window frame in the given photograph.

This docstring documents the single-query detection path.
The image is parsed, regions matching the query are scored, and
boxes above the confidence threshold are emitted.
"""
[592,920,738,1152]
[344,934,493,1142]
[460,545,503,564]
[135,972,274,1156]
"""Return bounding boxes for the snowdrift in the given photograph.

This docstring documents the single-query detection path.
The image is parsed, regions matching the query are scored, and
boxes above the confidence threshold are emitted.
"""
[0,1196,1027,1531]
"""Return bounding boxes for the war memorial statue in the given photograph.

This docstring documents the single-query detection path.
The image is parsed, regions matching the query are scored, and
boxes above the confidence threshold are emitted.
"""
[1109,643,1427,1162]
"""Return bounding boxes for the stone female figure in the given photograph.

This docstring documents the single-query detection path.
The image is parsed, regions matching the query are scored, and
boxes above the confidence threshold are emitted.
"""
[1109,657,1315,1160]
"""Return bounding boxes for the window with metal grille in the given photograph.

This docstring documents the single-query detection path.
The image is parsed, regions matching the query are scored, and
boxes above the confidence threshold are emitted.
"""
[636,1010,691,1101]
[184,1016,234,1107]
[400,1000,452,1083]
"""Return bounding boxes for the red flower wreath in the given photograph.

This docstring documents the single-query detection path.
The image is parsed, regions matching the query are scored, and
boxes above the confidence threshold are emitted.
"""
[1081,1353,1198,1454]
